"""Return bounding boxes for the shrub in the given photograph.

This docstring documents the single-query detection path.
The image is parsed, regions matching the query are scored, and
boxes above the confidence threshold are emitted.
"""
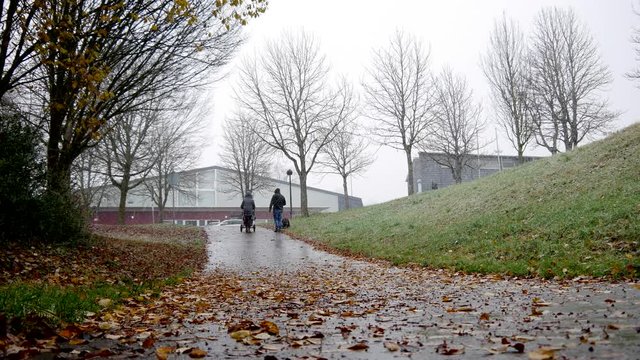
[0,105,45,242]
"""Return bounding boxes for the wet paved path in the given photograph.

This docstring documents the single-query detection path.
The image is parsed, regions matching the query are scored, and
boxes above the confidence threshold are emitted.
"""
[194,226,640,359]
[206,225,344,272]
[73,226,640,359]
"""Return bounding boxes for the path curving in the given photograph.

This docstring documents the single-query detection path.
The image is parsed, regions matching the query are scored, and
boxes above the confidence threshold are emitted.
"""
[72,225,640,359]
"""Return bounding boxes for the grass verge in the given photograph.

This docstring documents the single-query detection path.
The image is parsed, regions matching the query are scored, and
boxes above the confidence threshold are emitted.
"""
[289,124,640,279]
[0,224,207,334]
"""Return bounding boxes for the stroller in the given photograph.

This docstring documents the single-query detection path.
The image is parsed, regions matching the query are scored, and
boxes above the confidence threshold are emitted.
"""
[240,210,256,233]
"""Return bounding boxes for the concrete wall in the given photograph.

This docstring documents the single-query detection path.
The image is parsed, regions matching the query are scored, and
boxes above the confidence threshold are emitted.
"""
[412,152,541,192]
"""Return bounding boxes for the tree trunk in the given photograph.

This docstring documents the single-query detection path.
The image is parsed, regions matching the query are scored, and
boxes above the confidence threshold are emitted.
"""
[405,148,414,195]
[115,175,131,225]
[46,161,72,197]
[517,148,524,164]
[453,158,463,184]
[117,185,128,225]
[342,175,349,210]
[299,171,309,217]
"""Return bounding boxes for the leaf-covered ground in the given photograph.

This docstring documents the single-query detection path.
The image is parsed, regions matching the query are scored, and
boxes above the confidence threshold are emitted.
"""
[0,224,207,358]
[2,226,638,359]
[1,225,206,285]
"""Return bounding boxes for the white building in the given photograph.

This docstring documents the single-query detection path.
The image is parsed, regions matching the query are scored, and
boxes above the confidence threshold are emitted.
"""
[93,165,362,225]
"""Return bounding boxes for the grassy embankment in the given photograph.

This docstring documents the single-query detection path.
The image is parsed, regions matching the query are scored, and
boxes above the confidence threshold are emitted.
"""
[290,123,640,279]
[0,224,207,331]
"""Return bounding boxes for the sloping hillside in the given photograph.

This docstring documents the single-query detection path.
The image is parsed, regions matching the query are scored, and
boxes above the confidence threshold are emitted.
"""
[290,123,640,278]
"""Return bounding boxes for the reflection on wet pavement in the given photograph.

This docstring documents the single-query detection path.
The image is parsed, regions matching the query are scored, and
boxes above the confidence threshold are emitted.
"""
[205,225,345,272]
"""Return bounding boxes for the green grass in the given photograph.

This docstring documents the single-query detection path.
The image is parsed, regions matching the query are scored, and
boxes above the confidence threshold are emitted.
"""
[290,123,640,279]
[0,224,206,333]
[0,276,184,330]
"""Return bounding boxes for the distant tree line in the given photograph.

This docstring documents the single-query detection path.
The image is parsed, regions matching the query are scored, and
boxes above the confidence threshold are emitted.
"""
[226,5,622,210]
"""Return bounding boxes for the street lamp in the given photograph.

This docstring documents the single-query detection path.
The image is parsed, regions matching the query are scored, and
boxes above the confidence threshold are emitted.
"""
[286,169,293,218]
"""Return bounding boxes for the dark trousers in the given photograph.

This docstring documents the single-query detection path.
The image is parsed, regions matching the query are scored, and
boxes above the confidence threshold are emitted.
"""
[273,208,283,230]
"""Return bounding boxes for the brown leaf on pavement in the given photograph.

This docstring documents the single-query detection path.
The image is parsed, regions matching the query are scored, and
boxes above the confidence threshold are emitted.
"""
[259,320,279,335]
[155,346,175,360]
[188,348,207,358]
[436,340,465,355]
[347,341,369,351]
[142,335,155,348]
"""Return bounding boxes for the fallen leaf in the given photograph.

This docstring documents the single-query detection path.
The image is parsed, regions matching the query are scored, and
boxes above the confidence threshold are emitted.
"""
[98,298,112,307]
[261,344,284,351]
[528,347,558,360]
[98,322,112,330]
[188,348,207,358]
[58,325,82,339]
[486,345,508,354]
[511,343,525,353]
[254,332,271,340]
[530,307,544,316]
[260,320,279,335]
[229,330,252,341]
[479,312,490,321]
[446,306,475,313]
[87,348,116,357]
[347,342,369,351]
[68,339,88,345]
[436,341,465,355]
[156,346,174,360]
[384,341,400,352]
[142,336,155,348]
[532,298,551,307]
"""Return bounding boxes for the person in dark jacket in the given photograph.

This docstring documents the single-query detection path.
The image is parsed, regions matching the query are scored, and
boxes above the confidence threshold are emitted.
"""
[268,188,286,232]
[240,192,256,232]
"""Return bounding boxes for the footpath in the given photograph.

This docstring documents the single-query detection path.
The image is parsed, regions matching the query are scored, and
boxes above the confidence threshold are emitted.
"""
[67,226,639,359]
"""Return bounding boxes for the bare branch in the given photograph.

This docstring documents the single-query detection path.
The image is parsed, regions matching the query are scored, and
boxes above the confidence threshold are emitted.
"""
[236,30,346,216]
[425,68,483,184]
[362,30,435,195]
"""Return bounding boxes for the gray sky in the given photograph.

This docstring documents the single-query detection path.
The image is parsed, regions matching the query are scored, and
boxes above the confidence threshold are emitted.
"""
[199,0,640,205]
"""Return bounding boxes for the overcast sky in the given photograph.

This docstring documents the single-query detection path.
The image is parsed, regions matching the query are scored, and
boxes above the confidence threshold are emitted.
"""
[199,0,640,205]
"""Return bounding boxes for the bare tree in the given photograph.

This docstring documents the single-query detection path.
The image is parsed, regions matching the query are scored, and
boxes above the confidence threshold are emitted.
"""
[481,14,533,164]
[97,107,161,224]
[219,111,274,198]
[528,7,616,154]
[362,30,434,196]
[237,31,347,217]
[319,121,374,210]
[71,146,109,215]
[144,97,204,222]
[0,1,43,100]
[427,68,483,184]
[317,85,373,209]
[627,3,640,86]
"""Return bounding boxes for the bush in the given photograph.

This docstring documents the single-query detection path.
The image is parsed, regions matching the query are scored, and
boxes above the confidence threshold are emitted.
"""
[36,192,90,245]
[0,103,88,244]
[0,106,45,242]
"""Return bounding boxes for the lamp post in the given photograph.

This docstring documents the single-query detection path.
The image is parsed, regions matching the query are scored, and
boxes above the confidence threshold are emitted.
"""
[286,169,293,218]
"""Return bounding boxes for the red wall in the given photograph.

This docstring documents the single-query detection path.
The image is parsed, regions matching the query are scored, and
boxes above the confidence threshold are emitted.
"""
[91,208,289,225]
